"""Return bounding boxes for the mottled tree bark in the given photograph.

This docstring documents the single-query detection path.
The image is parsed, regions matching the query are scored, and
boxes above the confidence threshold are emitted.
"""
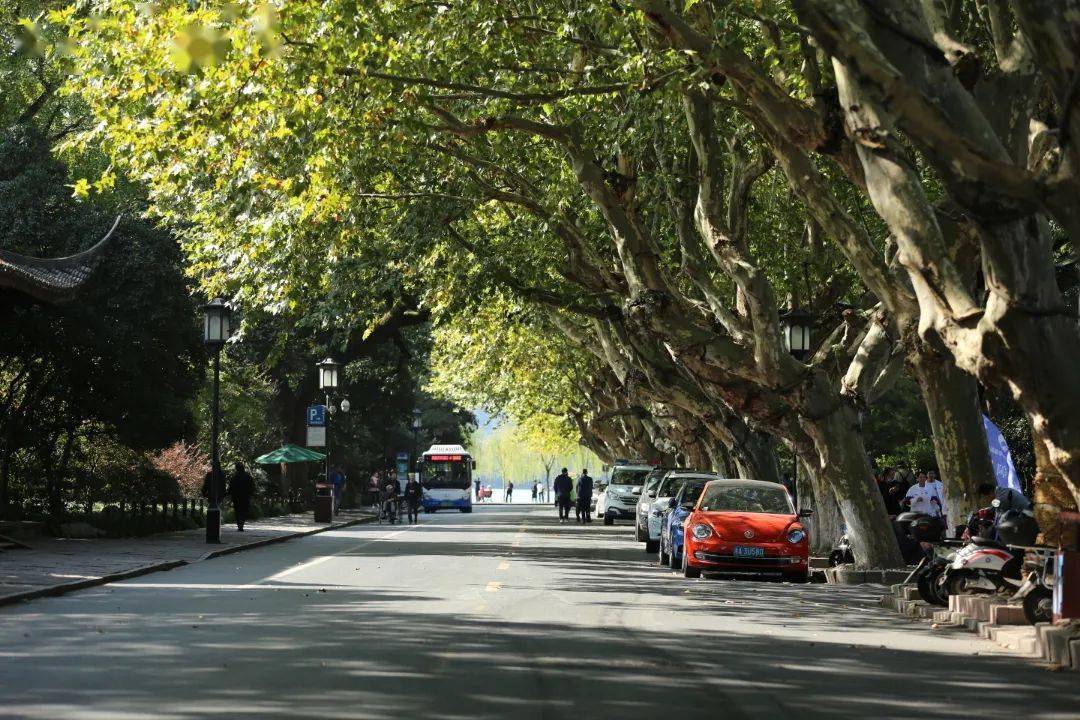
[1031,427,1079,545]
[798,457,843,556]
[910,348,993,527]
[803,408,904,567]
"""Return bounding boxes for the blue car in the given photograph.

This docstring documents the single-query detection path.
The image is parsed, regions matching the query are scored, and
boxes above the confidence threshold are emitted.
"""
[658,476,712,571]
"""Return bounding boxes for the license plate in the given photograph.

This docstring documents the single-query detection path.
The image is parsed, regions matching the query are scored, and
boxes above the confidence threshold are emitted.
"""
[734,546,764,558]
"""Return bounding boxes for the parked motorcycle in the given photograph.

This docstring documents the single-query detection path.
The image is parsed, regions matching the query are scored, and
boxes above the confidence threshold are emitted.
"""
[940,501,1038,598]
[891,511,950,606]
[1010,547,1056,624]
[828,533,853,567]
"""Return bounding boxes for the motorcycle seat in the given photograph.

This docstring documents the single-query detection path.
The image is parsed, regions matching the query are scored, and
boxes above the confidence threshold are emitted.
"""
[970,536,1007,549]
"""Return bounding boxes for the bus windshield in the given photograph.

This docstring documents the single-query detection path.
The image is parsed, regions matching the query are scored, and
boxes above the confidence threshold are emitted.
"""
[421,460,470,490]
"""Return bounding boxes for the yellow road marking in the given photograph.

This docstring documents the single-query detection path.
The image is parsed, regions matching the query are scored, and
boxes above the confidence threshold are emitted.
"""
[485,581,502,592]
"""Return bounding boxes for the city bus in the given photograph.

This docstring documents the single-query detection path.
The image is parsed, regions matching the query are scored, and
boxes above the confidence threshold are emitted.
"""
[418,444,474,513]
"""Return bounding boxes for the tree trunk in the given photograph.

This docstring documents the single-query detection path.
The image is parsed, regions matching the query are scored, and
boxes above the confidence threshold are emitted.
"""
[803,409,904,568]
[1031,426,1079,545]
[799,457,843,556]
[733,431,780,484]
[910,348,993,529]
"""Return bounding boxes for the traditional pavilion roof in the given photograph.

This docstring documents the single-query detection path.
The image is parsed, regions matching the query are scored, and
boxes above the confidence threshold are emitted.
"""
[0,216,120,304]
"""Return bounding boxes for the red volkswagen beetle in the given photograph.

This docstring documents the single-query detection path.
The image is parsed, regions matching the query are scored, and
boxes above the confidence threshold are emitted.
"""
[681,479,811,582]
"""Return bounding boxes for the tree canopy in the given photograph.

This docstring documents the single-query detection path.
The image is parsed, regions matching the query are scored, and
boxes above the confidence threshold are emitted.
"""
[38,0,1080,561]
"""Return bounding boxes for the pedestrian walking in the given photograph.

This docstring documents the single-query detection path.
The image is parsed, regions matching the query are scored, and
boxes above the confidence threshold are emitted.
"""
[404,475,423,524]
[475,478,481,501]
[879,467,904,516]
[329,465,346,513]
[201,466,226,508]
[553,468,573,521]
[505,481,514,503]
[367,472,382,506]
[576,469,594,523]
[531,481,538,503]
[229,462,255,532]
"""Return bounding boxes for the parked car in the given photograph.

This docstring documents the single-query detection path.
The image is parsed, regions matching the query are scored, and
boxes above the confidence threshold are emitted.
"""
[642,470,716,554]
[680,479,812,582]
[596,463,653,526]
[658,476,712,570]
[636,467,672,544]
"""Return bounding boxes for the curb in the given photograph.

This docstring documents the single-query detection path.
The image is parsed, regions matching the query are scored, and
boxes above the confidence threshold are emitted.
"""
[0,560,187,607]
[878,583,1080,672]
[0,514,376,609]
[198,515,375,561]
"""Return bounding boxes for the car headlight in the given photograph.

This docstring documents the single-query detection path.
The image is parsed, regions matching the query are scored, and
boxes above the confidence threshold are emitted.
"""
[691,524,713,540]
[787,529,807,544]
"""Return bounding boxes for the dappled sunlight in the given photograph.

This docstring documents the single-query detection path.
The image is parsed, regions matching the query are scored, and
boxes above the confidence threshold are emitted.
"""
[1,506,1077,719]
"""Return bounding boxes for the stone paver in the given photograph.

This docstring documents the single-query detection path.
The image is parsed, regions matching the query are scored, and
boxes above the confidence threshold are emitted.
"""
[0,509,374,601]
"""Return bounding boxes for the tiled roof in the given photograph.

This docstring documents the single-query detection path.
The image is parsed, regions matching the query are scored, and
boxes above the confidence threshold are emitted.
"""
[0,216,120,304]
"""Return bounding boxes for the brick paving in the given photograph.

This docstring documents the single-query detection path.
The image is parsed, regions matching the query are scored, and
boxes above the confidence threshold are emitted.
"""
[0,509,373,601]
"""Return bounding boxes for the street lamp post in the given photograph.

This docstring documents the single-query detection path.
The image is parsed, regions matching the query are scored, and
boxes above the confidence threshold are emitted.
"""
[316,358,340,490]
[203,298,233,544]
[411,409,422,477]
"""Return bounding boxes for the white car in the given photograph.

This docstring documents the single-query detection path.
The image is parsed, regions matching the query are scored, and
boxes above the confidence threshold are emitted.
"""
[595,464,653,526]
[641,470,717,553]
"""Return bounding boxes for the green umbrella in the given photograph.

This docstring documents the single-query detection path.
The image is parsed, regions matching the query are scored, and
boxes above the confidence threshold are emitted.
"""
[254,443,326,464]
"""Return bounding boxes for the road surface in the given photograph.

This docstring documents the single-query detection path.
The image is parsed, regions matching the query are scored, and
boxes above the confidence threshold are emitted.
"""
[1,506,1076,719]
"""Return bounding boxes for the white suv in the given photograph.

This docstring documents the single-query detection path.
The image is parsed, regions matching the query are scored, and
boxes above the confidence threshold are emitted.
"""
[595,464,653,526]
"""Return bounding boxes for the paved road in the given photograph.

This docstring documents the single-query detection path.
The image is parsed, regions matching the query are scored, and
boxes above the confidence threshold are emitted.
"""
[1,506,1076,719]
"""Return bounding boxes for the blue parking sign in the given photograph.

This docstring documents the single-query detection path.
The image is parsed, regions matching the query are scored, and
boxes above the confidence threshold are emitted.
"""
[307,405,326,427]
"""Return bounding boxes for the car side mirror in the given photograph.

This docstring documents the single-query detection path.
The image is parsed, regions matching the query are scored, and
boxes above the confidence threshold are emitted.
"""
[647,491,657,499]
[798,508,814,518]
[668,497,677,508]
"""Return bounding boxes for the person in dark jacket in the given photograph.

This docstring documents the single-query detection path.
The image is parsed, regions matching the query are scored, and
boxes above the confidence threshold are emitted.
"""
[403,476,423,524]
[201,467,226,506]
[553,468,573,521]
[576,470,594,523]
[229,463,255,531]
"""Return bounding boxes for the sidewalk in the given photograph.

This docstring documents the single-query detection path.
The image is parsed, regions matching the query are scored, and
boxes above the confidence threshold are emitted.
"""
[0,508,375,606]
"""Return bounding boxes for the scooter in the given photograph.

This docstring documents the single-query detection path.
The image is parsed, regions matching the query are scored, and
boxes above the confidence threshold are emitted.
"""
[940,538,1021,595]
[1010,547,1056,624]
[828,533,854,567]
[940,502,1038,598]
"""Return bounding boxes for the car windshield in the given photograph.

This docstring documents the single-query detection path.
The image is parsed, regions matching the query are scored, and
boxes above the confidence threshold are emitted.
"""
[698,484,793,514]
[679,480,709,506]
[610,467,650,486]
[642,477,662,497]
[660,474,702,497]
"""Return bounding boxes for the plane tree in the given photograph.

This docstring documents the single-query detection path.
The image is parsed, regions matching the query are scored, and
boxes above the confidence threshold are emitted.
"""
[52,0,1034,564]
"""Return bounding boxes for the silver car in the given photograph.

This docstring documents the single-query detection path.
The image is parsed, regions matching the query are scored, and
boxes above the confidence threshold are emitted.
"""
[596,464,652,525]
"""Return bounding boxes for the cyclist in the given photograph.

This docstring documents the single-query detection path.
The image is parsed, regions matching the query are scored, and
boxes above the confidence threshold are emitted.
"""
[404,475,423,524]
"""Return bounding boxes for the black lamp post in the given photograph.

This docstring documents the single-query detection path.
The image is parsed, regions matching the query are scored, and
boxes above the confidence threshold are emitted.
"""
[203,297,233,544]
[317,358,340,489]
[779,307,813,361]
[411,409,422,477]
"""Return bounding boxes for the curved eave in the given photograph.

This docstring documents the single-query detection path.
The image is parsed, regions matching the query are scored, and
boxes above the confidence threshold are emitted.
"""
[0,216,120,304]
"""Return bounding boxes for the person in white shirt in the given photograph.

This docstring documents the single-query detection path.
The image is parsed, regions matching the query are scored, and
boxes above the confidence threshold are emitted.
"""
[903,472,943,517]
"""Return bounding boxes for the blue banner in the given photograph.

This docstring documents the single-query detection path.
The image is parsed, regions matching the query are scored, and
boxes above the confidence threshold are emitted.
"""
[982,415,1021,491]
